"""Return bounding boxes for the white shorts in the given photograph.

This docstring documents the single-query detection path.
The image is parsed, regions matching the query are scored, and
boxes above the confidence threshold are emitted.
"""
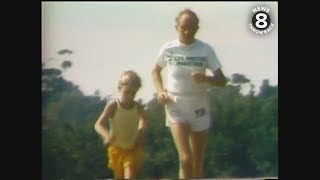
[164,92,212,132]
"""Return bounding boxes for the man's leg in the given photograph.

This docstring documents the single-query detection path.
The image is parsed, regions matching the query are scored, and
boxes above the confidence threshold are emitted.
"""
[170,123,192,179]
[190,129,209,178]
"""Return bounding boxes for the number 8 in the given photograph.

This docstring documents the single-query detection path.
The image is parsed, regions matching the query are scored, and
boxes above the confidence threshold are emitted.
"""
[255,13,268,29]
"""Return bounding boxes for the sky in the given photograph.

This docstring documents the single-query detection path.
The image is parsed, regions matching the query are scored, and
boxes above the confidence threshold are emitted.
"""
[42,2,278,102]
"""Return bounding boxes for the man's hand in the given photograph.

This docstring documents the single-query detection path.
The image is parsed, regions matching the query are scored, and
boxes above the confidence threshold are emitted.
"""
[191,71,208,83]
[157,90,172,105]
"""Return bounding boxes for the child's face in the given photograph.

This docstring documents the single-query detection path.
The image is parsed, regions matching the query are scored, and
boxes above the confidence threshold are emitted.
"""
[119,85,137,103]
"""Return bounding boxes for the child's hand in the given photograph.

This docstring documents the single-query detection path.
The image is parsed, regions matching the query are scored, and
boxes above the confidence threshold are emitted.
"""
[103,134,115,145]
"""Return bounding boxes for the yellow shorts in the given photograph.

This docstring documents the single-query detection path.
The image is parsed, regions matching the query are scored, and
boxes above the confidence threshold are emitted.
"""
[107,144,143,177]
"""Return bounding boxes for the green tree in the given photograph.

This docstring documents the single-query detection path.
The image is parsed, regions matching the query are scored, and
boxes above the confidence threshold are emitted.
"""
[42,64,278,179]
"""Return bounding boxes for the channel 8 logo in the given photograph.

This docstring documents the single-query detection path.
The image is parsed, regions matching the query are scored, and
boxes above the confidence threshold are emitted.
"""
[252,11,270,30]
[249,6,274,35]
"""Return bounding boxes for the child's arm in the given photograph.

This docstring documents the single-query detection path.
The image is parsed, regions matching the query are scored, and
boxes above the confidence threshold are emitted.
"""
[94,100,117,144]
[136,103,149,145]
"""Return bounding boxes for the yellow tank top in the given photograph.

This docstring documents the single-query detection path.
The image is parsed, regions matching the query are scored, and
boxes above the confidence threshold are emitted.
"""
[110,100,140,149]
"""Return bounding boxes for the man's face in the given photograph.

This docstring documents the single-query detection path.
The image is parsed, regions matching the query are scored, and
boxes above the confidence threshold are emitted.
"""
[176,14,199,43]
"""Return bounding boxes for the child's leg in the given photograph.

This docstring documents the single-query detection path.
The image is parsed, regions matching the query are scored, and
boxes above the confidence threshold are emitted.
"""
[114,173,124,180]
[124,164,136,179]
[108,145,125,179]
[123,145,143,179]
[189,129,209,178]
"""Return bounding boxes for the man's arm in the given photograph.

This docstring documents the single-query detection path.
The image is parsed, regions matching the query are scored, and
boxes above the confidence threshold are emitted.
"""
[191,68,227,87]
[152,64,171,104]
[152,64,165,93]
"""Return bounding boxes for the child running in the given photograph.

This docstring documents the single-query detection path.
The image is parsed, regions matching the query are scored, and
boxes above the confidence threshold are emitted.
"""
[95,70,148,179]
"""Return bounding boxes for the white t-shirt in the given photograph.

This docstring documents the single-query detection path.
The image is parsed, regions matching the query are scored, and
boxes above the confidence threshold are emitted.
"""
[156,39,222,94]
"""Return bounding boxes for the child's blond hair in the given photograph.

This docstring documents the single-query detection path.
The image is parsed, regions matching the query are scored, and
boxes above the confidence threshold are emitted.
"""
[117,70,142,90]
